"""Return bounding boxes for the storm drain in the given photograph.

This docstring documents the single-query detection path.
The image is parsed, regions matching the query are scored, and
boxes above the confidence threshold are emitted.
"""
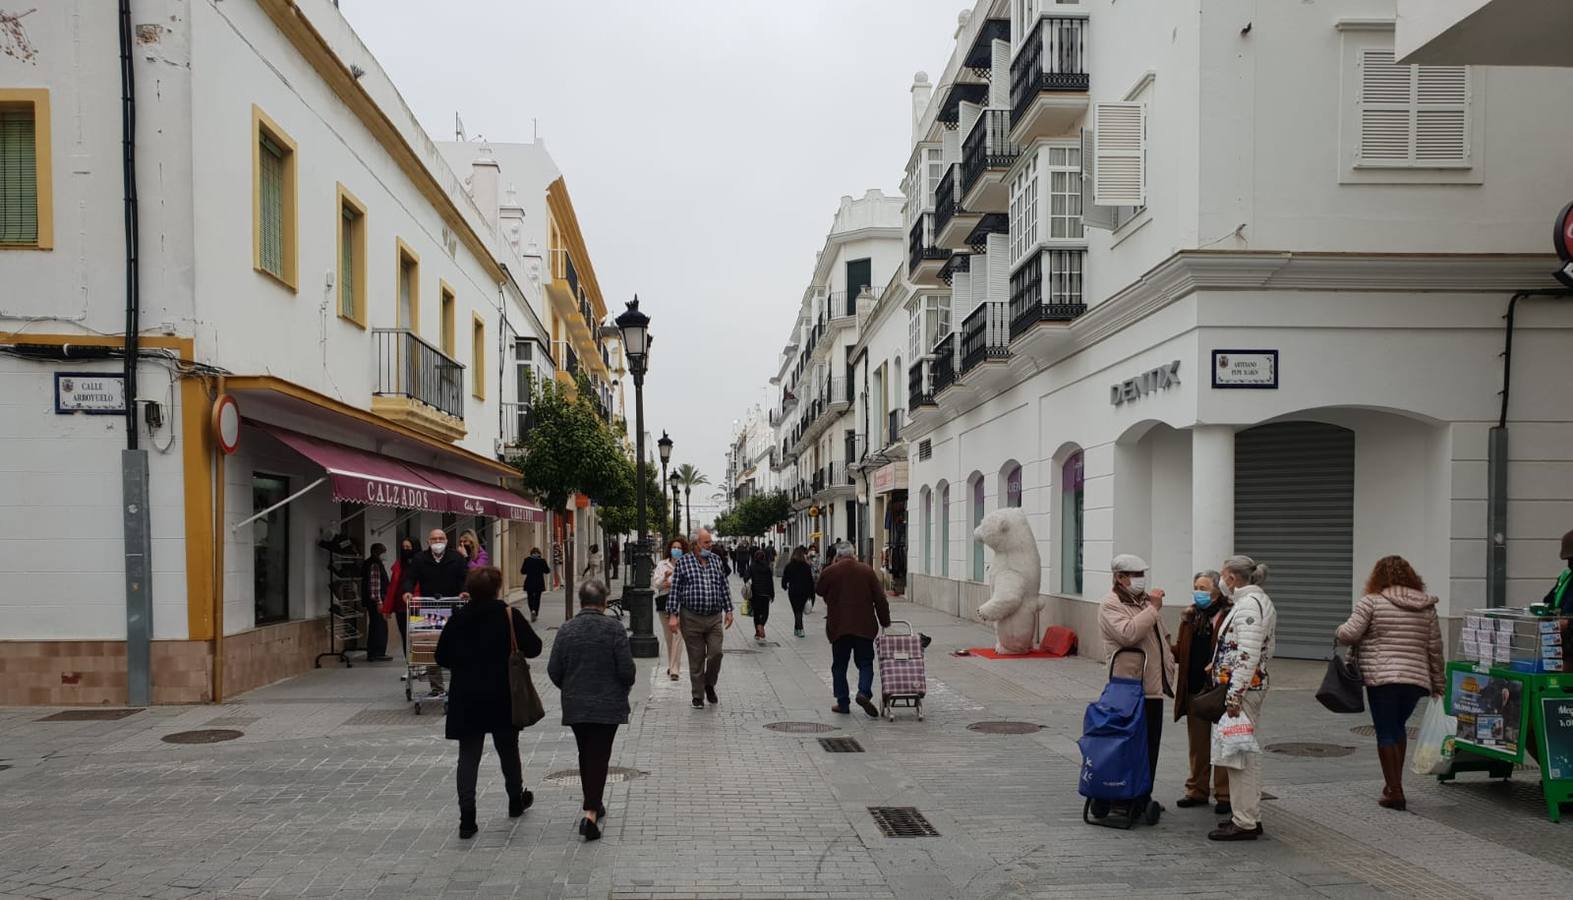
[764,721,836,734]
[967,721,1042,735]
[37,708,144,723]
[1351,724,1418,740]
[1267,742,1357,758]
[869,806,939,837]
[541,767,645,787]
[162,729,244,745]
[819,737,864,753]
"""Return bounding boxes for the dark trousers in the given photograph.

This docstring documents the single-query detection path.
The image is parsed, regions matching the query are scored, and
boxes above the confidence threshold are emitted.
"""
[1368,683,1427,747]
[456,729,523,822]
[1140,698,1164,807]
[526,591,542,615]
[364,606,389,658]
[831,636,875,705]
[789,595,808,631]
[393,608,407,653]
[570,723,619,812]
[752,596,771,627]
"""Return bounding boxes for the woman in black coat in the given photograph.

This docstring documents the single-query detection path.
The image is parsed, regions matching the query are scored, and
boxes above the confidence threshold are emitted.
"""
[547,579,636,842]
[434,566,543,840]
[520,547,550,622]
[781,545,815,639]
[748,549,775,641]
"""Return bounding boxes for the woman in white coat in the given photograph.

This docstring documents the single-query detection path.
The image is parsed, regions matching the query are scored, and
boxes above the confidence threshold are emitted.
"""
[651,537,689,681]
[1207,554,1277,842]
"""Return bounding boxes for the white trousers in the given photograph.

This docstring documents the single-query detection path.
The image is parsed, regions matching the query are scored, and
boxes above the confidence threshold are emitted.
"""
[1231,691,1268,829]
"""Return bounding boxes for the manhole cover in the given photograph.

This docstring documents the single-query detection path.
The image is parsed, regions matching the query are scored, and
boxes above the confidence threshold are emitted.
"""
[541,767,645,786]
[1351,724,1418,740]
[36,708,144,722]
[869,806,940,837]
[967,721,1042,734]
[1267,742,1357,758]
[819,737,865,753]
[764,721,836,734]
[162,729,244,745]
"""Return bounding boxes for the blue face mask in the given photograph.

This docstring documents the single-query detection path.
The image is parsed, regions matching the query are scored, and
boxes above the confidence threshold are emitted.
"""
[670,548,683,559]
[1193,590,1213,608]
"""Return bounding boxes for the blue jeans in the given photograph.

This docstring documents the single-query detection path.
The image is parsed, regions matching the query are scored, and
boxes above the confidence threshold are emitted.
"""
[1367,683,1427,747]
[832,636,875,706]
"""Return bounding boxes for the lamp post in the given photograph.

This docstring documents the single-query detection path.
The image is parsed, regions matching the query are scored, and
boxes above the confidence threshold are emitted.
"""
[668,470,682,539]
[657,431,673,536]
[615,296,658,659]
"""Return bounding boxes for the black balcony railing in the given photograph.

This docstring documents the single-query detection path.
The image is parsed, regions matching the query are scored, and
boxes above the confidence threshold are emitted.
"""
[961,109,1020,198]
[961,302,1011,372]
[1008,250,1088,339]
[908,211,950,276]
[564,343,579,377]
[564,253,580,298]
[887,409,903,446]
[935,164,962,238]
[825,291,857,320]
[932,333,958,395]
[819,377,849,411]
[373,328,465,420]
[501,401,534,447]
[908,359,934,408]
[966,213,1010,254]
[1011,16,1090,127]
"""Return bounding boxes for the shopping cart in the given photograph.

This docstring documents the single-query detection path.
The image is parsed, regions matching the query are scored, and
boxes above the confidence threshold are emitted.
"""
[877,620,926,721]
[404,596,463,715]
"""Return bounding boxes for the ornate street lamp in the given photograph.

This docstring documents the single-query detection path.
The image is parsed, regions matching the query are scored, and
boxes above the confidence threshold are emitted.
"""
[668,470,682,540]
[615,296,658,659]
[657,431,673,536]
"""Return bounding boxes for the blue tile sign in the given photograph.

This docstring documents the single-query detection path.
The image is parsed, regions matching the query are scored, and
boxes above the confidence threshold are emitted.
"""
[54,372,126,415]
[1543,696,1573,781]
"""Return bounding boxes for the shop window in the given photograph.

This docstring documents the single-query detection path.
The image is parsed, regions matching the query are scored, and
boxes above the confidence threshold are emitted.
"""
[1060,451,1084,594]
[939,482,950,578]
[1004,462,1023,508]
[971,475,986,582]
[253,473,292,625]
[922,489,932,574]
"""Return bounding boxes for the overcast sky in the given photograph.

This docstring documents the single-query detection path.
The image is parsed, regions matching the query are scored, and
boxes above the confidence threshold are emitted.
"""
[345,0,963,519]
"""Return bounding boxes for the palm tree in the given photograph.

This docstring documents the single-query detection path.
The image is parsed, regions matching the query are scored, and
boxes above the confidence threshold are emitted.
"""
[674,463,709,536]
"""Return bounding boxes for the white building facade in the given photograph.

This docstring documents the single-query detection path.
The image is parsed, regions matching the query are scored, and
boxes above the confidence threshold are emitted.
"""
[878,0,1573,657]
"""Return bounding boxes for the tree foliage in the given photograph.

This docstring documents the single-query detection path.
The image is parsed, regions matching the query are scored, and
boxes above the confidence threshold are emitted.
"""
[596,455,672,540]
[714,490,792,538]
[514,377,629,511]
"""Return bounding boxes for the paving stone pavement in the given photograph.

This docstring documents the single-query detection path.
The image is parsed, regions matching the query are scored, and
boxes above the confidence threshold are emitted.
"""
[1,577,1570,899]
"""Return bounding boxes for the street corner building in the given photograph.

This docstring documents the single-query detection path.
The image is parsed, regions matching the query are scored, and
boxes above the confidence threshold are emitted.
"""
[0,0,627,706]
[750,0,1573,661]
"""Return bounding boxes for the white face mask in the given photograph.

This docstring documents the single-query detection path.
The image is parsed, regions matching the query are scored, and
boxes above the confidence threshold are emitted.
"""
[1128,576,1147,593]
[430,542,447,556]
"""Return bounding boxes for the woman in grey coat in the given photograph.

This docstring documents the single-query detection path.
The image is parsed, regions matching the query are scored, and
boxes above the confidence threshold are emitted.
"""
[547,579,636,841]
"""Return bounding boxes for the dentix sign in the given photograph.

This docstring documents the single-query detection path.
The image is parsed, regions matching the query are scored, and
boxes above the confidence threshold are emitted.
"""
[1110,360,1181,406]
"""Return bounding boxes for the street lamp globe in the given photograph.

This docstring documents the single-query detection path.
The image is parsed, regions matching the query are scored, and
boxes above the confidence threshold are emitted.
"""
[615,295,651,371]
[657,430,673,465]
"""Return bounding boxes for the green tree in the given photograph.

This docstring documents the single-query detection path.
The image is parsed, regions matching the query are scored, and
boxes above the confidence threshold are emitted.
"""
[597,454,671,542]
[721,490,792,538]
[673,463,709,535]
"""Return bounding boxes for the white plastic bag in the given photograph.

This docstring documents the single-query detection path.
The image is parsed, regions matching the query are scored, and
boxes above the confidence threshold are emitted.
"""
[1211,710,1259,769]
[1410,697,1457,776]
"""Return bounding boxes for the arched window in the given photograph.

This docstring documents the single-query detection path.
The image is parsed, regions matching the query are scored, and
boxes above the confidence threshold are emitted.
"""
[921,487,932,574]
[971,474,986,582]
[1061,451,1085,593]
[938,481,950,577]
[1003,462,1023,508]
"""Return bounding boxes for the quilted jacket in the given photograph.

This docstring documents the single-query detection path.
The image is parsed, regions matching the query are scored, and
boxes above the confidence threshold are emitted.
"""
[1099,586,1178,700]
[1335,586,1445,694]
[1212,585,1277,704]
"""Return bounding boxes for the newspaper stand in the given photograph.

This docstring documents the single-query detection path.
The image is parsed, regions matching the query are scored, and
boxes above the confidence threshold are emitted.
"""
[405,596,463,714]
[315,551,362,668]
[1439,608,1573,822]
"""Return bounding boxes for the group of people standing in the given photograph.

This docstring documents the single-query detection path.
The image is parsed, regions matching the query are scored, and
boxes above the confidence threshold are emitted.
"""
[1101,550,1446,842]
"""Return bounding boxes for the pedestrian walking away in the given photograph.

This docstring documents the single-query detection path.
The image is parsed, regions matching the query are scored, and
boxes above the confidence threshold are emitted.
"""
[1335,554,1445,812]
[582,544,604,584]
[400,529,471,696]
[1097,553,1177,826]
[361,543,393,661]
[1208,555,1277,842]
[666,528,734,709]
[1173,569,1231,815]
[548,579,636,842]
[817,543,890,718]
[520,547,550,622]
[782,545,815,638]
[747,549,775,641]
[607,541,621,581]
[433,566,542,840]
[458,529,490,569]
[653,537,689,681]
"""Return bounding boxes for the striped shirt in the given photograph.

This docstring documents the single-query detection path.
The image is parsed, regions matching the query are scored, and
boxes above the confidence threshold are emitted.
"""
[666,550,734,617]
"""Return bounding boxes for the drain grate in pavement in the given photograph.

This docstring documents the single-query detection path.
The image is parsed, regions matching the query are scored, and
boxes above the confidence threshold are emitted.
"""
[819,737,864,753]
[1268,742,1357,758]
[204,715,261,727]
[343,708,439,726]
[869,806,940,837]
[967,720,1042,735]
[1351,724,1418,740]
[162,729,244,745]
[36,708,144,722]
[764,721,836,734]
[541,767,645,787]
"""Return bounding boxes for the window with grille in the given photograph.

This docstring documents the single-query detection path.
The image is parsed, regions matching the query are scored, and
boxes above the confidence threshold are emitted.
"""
[258,137,286,276]
[1046,145,1083,239]
[0,106,38,245]
[1356,49,1469,167]
[1046,249,1083,306]
[337,186,365,324]
[397,247,418,330]
[253,108,296,287]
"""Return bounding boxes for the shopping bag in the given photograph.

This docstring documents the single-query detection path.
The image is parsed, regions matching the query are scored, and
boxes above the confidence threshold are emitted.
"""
[506,609,545,728]
[1410,697,1457,776]
[1316,642,1365,714]
[1210,709,1258,769]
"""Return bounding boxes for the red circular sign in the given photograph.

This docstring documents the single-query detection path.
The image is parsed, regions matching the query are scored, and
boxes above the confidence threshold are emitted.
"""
[212,394,240,455]
[1553,201,1573,262]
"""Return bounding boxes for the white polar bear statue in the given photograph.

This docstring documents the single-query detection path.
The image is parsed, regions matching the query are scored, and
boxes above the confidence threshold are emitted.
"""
[973,507,1043,655]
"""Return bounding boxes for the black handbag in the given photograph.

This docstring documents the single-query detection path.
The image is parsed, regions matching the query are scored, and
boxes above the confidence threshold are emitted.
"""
[1316,642,1365,714]
[506,610,546,728]
[1190,683,1230,723]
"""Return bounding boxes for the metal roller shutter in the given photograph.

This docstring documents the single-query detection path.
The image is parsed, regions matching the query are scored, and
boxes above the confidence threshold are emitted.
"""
[1234,422,1355,659]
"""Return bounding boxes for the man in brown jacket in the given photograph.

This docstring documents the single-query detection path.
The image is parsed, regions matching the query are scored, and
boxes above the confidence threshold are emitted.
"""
[817,543,891,717]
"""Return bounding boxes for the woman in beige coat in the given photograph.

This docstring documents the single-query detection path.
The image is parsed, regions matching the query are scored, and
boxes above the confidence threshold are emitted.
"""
[1098,553,1177,825]
[1335,555,1445,811]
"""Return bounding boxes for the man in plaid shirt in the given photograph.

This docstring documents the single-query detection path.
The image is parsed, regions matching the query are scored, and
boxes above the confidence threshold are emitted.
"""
[816,542,890,717]
[667,528,734,709]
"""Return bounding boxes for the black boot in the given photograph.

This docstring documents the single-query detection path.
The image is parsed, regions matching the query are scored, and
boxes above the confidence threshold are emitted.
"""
[508,789,533,818]
[459,808,478,840]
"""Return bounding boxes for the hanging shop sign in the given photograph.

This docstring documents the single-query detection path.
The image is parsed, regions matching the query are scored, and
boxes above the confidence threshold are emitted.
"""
[1110,360,1181,406]
[873,461,908,495]
[1211,350,1279,389]
[54,372,126,415]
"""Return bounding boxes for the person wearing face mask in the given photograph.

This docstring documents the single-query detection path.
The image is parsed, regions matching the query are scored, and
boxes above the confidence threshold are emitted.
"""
[458,529,490,570]
[652,537,689,681]
[1097,553,1177,825]
[1207,555,1277,842]
[520,547,551,622]
[1172,570,1231,815]
[382,538,420,655]
[400,528,472,697]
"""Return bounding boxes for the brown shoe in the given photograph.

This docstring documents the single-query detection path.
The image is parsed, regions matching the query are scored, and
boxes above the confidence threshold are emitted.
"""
[1377,744,1407,810]
[1208,821,1262,841]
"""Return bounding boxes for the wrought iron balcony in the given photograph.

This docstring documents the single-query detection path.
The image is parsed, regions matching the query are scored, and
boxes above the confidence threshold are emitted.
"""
[887,409,903,446]
[908,358,934,408]
[908,211,950,277]
[372,328,465,421]
[961,109,1020,199]
[931,333,958,395]
[1011,16,1090,130]
[961,302,1010,373]
[935,164,962,240]
[1008,250,1087,339]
